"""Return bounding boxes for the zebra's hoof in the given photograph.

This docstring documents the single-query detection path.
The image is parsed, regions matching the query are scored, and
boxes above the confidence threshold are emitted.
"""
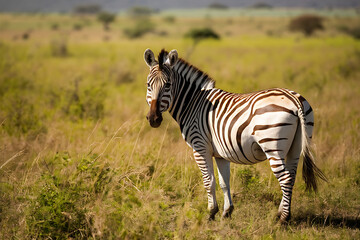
[208,206,219,221]
[222,205,234,219]
[278,213,291,225]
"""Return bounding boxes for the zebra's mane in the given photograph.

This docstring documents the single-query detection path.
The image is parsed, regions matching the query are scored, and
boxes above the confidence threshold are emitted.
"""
[174,58,216,90]
[158,49,167,70]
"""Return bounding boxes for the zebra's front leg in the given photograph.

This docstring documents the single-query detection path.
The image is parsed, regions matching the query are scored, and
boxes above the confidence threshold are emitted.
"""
[215,157,234,218]
[193,150,218,220]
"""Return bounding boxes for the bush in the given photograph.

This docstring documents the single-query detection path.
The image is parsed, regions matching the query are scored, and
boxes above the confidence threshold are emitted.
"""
[50,23,59,31]
[50,37,68,57]
[0,94,45,136]
[163,15,176,23]
[0,76,45,136]
[27,153,114,239]
[22,32,30,40]
[338,25,360,40]
[236,166,260,190]
[289,14,324,36]
[73,23,83,31]
[62,80,106,121]
[123,21,155,39]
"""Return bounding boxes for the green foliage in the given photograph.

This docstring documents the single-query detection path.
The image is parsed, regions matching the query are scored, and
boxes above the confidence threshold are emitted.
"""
[123,20,155,39]
[236,166,260,189]
[289,14,324,36]
[163,15,176,23]
[251,2,273,9]
[50,37,68,57]
[74,4,102,15]
[97,11,116,30]
[73,23,83,31]
[339,25,360,40]
[50,23,59,31]
[208,3,228,9]
[62,80,106,121]
[0,13,360,239]
[184,27,220,44]
[128,6,154,18]
[27,153,114,239]
[0,73,45,136]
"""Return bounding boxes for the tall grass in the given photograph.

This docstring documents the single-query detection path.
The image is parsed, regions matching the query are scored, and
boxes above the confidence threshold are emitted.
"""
[0,13,359,239]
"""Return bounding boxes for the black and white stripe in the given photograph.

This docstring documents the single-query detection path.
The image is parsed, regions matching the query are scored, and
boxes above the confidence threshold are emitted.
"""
[144,49,326,222]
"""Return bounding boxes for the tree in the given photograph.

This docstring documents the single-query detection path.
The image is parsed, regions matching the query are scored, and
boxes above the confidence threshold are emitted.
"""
[289,14,324,37]
[184,28,220,58]
[97,12,116,31]
[208,3,228,9]
[185,27,220,44]
[74,4,101,14]
[250,2,273,9]
[128,6,153,18]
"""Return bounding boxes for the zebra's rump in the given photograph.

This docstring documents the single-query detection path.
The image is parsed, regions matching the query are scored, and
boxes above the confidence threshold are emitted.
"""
[207,88,313,164]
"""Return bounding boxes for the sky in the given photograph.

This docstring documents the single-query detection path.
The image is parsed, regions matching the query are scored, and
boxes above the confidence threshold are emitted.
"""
[0,0,358,12]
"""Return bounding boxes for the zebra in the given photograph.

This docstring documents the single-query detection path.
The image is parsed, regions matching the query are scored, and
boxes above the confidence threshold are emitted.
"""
[144,48,326,223]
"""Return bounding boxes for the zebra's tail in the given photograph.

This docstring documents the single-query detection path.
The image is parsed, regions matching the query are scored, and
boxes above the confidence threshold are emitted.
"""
[298,107,327,193]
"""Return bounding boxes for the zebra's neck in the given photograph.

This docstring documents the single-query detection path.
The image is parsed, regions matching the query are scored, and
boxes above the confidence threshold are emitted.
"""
[173,59,215,90]
[169,59,216,130]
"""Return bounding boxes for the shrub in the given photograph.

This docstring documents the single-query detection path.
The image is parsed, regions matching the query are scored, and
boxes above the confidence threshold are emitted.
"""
[22,32,30,40]
[338,25,360,40]
[62,80,106,121]
[51,23,59,31]
[236,166,260,190]
[73,23,83,31]
[163,15,175,23]
[0,94,45,136]
[0,76,45,136]
[27,153,114,239]
[123,21,155,39]
[50,38,68,57]
[289,14,324,36]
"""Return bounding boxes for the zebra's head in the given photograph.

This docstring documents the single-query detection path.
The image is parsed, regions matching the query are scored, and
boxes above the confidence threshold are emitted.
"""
[144,48,178,128]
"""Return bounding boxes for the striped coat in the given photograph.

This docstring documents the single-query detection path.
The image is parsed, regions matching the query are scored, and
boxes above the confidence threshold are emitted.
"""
[144,49,326,222]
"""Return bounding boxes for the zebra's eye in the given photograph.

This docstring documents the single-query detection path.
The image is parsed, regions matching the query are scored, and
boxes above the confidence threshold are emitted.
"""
[164,82,171,88]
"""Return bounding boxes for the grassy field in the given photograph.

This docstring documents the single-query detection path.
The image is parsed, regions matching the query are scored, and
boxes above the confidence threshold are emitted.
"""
[0,11,360,239]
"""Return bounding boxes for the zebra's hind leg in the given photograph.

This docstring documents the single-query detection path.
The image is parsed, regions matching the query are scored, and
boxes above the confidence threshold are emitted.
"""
[215,158,234,218]
[193,150,219,220]
[267,152,295,224]
[276,123,302,222]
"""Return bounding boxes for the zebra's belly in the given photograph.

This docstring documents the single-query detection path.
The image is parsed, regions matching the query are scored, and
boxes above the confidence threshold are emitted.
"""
[213,141,266,165]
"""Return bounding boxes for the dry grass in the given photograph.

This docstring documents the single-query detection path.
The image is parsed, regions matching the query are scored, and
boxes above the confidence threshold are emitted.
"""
[0,11,360,239]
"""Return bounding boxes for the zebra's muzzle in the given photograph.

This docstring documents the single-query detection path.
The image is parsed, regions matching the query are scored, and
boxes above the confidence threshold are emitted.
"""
[146,99,163,128]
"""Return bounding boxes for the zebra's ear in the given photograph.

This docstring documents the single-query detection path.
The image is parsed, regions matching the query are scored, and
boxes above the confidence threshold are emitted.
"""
[144,48,157,68]
[166,49,178,67]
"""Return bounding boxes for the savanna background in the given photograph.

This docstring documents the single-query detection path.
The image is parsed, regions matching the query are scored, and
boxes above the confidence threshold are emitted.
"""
[0,1,359,239]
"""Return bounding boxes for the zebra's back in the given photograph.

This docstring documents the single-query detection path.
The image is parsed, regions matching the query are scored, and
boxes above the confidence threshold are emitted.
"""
[206,88,314,164]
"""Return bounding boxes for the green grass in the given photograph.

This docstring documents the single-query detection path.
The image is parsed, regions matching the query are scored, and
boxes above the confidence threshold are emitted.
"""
[0,12,360,239]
